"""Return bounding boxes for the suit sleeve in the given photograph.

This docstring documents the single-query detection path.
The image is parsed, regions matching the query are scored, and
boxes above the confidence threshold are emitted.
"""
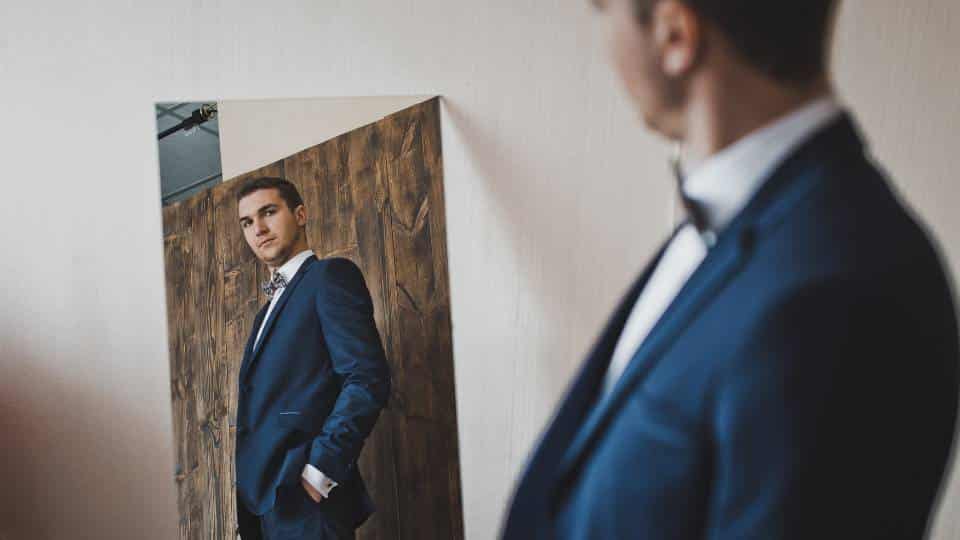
[307,258,391,484]
[704,277,957,539]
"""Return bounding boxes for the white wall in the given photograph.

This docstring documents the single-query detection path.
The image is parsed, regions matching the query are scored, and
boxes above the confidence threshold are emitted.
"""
[0,1,958,539]
[218,95,432,179]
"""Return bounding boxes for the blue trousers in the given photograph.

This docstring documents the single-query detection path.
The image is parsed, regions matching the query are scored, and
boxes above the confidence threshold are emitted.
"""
[236,485,356,540]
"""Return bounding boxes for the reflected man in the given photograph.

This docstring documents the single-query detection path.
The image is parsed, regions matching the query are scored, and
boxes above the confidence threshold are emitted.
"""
[234,177,390,540]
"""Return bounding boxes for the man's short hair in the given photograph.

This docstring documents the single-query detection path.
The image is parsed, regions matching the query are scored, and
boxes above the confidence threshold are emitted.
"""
[236,177,305,214]
[636,0,838,84]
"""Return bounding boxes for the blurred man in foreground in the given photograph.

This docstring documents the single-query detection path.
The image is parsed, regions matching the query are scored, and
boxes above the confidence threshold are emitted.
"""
[502,1,959,538]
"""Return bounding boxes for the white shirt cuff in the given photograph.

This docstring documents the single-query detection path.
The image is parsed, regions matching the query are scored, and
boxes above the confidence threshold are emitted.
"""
[301,463,338,497]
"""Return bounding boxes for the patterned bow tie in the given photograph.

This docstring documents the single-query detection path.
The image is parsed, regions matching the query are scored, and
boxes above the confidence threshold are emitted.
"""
[261,271,287,298]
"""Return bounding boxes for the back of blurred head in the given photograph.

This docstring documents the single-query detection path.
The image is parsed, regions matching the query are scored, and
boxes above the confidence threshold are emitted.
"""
[596,0,839,159]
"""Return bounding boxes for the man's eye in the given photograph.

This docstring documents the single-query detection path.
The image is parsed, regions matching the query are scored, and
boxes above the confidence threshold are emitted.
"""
[266,209,275,215]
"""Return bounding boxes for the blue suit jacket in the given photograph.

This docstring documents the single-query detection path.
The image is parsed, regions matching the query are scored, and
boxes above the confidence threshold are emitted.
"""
[235,255,391,528]
[502,115,960,539]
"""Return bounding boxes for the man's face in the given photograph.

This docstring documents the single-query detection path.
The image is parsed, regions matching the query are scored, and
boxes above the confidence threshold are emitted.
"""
[237,188,306,267]
[601,0,692,139]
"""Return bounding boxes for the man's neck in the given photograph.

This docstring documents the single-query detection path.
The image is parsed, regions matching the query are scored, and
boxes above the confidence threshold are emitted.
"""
[681,72,832,167]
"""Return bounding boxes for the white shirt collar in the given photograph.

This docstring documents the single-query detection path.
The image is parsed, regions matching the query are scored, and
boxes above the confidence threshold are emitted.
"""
[274,249,315,283]
[682,96,843,231]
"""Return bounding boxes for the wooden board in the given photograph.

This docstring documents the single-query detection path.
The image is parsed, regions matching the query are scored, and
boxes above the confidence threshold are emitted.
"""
[161,98,463,539]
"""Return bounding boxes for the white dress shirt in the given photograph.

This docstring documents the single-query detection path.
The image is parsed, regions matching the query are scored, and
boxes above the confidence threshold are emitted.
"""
[601,97,843,397]
[255,248,338,498]
[254,249,315,348]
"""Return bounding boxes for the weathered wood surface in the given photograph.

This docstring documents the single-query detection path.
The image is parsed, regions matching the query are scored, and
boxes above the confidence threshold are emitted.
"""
[161,98,463,539]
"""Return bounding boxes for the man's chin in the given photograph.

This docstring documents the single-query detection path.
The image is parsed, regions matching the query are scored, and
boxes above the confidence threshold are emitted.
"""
[640,112,663,134]
[258,249,280,265]
[641,113,683,142]
[260,246,293,266]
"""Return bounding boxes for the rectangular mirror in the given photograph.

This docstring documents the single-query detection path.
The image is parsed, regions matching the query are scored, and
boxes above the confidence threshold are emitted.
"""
[155,96,464,540]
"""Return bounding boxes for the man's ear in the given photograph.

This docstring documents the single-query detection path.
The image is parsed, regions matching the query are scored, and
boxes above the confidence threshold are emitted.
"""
[652,0,701,77]
[295,204,308,226]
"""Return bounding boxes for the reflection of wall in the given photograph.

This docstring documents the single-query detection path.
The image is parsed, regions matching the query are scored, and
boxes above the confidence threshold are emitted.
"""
[218,96,431,179]
[163,99,463,540]
[3,2,960,539]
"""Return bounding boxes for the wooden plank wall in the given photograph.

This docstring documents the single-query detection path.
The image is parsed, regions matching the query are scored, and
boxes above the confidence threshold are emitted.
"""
[161,98,463,540]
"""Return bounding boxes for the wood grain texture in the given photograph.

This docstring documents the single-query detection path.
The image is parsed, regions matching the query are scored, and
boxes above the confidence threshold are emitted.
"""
[161,98,463,540]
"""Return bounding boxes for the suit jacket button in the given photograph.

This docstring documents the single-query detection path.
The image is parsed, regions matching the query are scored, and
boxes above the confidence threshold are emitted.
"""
[237,426,247,436]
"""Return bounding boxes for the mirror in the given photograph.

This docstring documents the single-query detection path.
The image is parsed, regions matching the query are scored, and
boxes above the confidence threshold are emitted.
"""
[155,96,463,539]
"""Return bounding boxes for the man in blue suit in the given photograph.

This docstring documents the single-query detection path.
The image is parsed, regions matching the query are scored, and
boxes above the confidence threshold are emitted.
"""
[234,177,391,540]
[502,1,959,538]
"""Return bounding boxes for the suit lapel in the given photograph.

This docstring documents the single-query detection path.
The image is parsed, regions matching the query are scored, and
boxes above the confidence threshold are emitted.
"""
[536,225,680,448]
[555,226,752,485]
[503,226,682,536]
[239,255,317,382]
[551,112,866,490]
[241,302,270,369]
